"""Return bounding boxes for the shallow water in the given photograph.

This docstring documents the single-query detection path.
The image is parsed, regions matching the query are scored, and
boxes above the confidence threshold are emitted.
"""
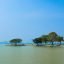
[0,45,64,64]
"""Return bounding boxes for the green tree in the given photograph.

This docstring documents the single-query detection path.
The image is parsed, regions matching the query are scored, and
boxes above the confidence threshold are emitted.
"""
[10,38,22,46]
[41,35,48,45]
[48,32,58,45]
[33,38,42,46]
[56,36,63,45]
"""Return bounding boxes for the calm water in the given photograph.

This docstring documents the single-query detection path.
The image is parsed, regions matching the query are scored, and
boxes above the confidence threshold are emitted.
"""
[0,45,64,64]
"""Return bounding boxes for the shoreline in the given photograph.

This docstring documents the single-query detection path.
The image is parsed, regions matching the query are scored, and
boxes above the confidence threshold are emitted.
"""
[0,44,63,48]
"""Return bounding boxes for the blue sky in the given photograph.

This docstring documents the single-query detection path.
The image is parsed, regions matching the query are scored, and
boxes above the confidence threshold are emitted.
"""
[0,0,64,42]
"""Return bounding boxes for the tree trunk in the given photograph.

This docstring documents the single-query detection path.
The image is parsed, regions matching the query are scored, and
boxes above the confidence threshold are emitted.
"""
[60,41,61,45]
[45,41,47,45]
[14,43,17,46]
[51,41,54,46]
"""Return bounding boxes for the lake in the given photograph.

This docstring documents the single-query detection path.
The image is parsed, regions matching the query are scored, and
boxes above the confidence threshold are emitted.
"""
[0,45,64,64]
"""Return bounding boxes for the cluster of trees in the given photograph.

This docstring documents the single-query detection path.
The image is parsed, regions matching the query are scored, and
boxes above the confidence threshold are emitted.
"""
[9,32,64,46]
[33,32,64,46]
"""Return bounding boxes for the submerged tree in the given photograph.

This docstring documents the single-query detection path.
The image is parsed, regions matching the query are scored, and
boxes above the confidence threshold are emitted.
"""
[33,38,42,46]
[56,36,63,45]
[48,32,58,45]
[41,35,48,44]
[10,38,22,46]
[33,32,64,46]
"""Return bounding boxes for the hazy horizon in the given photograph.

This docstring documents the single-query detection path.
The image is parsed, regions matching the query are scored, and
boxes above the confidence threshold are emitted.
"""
[0,0,64,42]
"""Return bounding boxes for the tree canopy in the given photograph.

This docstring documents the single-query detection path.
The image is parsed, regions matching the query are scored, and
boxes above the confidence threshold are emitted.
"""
[10,38,22,46]
[33,32,64,46]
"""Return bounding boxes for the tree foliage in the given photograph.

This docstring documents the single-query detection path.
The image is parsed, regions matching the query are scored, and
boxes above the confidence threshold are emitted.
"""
[10,38,22,46]
[33,32,64,46]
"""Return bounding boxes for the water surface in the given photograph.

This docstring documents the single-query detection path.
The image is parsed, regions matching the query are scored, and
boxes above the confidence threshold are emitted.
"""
[0,45,64,64]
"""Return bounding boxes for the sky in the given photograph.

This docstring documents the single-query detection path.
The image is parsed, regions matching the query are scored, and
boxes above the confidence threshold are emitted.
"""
[0,0,64,42]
